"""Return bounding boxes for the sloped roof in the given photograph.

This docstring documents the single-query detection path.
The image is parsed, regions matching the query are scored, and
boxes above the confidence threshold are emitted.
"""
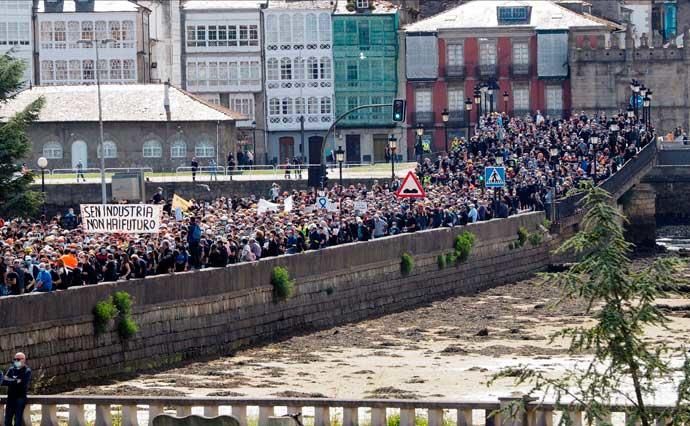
[37,0,144,13]
[182,0,266,10]
[334,0,398,15]
[0,84,243,123]
[405,0,621,32]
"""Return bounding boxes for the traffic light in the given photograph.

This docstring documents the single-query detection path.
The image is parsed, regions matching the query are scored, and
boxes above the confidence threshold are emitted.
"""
[392,99,406,122]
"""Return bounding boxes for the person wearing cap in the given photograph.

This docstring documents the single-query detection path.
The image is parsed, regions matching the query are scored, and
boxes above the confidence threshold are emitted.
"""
[3,352,31,426]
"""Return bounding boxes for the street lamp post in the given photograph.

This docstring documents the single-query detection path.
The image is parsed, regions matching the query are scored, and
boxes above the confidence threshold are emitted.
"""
[474,87,481,124]
[388,134,397,180]
[38,156,48,216]
[549,146,560,223]
[415,123,424,163]
[441,108,449,153]
[480,83,488,115]
[590,135,599,183]
[487,84,494,115]
[609,120,620,146]
[464,97,473,139]
[643,96,651,128]
[78,38,115,205]
[503,91,509,114]
[646,90,653,128]
[627,105,635,121]
[251,120,257,166]
[335,145,344,187]
[630,79,640,121]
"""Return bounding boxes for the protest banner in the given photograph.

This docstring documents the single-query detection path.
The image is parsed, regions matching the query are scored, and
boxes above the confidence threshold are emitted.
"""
[81,204,163,234]
[258,199,279,214]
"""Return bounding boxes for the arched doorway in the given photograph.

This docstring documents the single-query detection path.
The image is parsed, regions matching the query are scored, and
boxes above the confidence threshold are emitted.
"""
[71,140,88,169]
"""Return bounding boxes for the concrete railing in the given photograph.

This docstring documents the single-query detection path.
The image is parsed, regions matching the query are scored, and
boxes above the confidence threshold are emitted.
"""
[1,396,674,426]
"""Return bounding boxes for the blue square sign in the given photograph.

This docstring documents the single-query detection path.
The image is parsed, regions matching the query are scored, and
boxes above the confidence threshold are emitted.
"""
[484,166,506,188]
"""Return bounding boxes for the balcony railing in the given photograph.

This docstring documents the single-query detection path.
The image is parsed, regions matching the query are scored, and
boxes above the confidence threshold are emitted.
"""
[447,110,468,125]
[413,111,434,124]
[510,63,530,76]
[512,108,531,118]
[477,63,497,77]
[445,65,465,78]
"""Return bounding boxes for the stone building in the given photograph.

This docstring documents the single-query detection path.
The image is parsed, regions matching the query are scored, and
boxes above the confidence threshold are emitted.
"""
[0,83,241,172]
[0,0,34,87]
[569,27,690,133]
[332,0,402,164]
[36,0,152,85]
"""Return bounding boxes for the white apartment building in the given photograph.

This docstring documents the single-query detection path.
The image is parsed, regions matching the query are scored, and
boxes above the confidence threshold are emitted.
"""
[263,0,335,165]
[0,0,34,87]
[36,0,151,86]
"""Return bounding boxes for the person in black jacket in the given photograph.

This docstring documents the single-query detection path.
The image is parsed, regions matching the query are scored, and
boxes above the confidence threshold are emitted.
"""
[3,352,31,426]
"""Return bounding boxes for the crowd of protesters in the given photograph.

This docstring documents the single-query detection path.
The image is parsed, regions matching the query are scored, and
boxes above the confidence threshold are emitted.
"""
[0,111,659,294]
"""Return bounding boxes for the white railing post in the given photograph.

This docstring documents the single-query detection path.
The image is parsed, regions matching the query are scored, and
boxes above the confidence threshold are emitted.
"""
[148,405,163,426]
[41,404,58,426]
[68,404,86,426]
[343,407,359,426]
[122,405,139,426]
[456,408,473,426]
[400,408,415,426]
[203,406,219,417]
[176,406,191,418]
[314,406,330,426]
[231,406,247,426]
[567,410,583,426]
[371,407,386,426]
[22,404,33,426]
[96,404,113,426]
[427,408,443,426]
[259,406,274,426]
[536,410,553,426]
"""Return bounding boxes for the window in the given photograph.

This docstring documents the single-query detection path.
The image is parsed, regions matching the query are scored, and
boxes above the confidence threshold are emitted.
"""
[188,62,198,86]
[279,14,291,43]
[415,89,432,111]
[512,42,529,65]
[218,61,229,85]
[98,141,118,159]
[305,14,317,42]
[53,21,66,48]
[41,61,54,81]
[347,61,358,80]
[280,57,292,80]
[122,20,134,48]
[0,23,6,46]
[269,98,280,115]
[307,57,319,79]
[267,58,279,80]
[479,40,497,65]
[546,85,563,115]
[266,15,278,44]
[110,59,122,80]
[69,60,81,81]
[97,59,108,81]
[358,20,369,46]
[123,59,135,80]
[83,60,94,81]
[196,26,206,47]
[109,21,121,47]
[18,22,29,46]
[281,97,293,115]
[295,97,305,114]
[68,21,80,48]
[43,142,63,159]
[292,15,304,43]
[95,20,107,41]
[40,22,52,49]
[143,140,163,158]
[320,97,331,114]
[293,57,305,80]
[55,60,68,81]
[307,97,318,114]
[195,139,215,158]
[186,25,197,47]
[208,61,219,86]
[197,62,207,86]
[239,25,258,46]
[447,43,464,66]
[498,6,529,23]
[229,95,254,119]
[171,139,187,158]
[512,85,529,111]
[448,88,464,111]
[320,57,331,79]
[81,21,93,41]
[318,13,330,42]
[357,0,370,8]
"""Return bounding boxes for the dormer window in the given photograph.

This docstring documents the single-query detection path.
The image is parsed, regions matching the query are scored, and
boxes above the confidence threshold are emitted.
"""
[356,0,369,9]
[497,6,530,24]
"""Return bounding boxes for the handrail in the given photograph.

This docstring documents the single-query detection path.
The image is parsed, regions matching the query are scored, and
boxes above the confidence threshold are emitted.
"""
[175,166,227,174]
[104,167,154,174]
[50,167,101,176]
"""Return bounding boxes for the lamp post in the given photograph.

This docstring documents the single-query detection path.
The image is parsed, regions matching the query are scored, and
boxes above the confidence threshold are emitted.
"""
[646,90,653,128]
[38,156,48,216]
[77,37,116,205]
[415,123,424,163]
[630,79,640,120]
[474,87,481,123]
[590,135,599,183]
[643,96,651,128]
[503,91,509,114]
[548,146,560,223]
[388,134,397,180]
[441,108,449,153]
[487,83,494,115]
[335,145,344,186]
[251,120,257,166]
[480,83,488,115]
[627,105,635,121]
[464,97,473,139]
[609,120,620,146]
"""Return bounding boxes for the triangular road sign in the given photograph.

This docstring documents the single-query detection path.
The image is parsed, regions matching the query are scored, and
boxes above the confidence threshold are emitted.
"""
[396,171,426,198]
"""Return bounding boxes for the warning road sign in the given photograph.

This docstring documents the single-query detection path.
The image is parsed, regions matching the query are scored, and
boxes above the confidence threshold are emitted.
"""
[396,171,426,198]
[484,166,506,188]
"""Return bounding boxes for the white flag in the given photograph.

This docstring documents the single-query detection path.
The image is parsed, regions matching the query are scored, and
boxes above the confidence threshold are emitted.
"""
[258,198,279,214]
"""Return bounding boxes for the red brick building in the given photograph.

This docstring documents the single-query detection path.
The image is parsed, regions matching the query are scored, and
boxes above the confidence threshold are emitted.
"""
[403,0,621,154]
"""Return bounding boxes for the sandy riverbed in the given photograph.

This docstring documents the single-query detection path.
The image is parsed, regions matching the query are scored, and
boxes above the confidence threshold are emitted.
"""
[65,258,690,402]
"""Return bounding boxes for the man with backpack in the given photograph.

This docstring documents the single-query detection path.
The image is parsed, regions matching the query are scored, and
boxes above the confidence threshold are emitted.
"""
[187,217,203,269]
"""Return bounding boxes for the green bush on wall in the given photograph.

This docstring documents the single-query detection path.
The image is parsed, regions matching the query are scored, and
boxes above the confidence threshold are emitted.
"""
[528,231,543,247]
[271,266,295,301]
[118,316,139,339]
[112,291,133,316]
[93,297,118,334]
[401,252,414,276]
[517,226,529,247]
[454,231,476,262]
[93,291,139,340]
[437,254,447,269]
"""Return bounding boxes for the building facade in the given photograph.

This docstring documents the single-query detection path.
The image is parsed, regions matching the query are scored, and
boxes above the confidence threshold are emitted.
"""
[263,0,335,166]
[180,0,266,165]
[0,0,34,87]
[0,84,241,171]
[403,0,619,155]
[36,0,151,86]
[139,0,183,85]
[333,0,400,164]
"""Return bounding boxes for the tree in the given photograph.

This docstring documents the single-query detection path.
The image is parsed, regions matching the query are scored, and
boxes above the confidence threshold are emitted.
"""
[493,183,690,425]
[0,52,44,217]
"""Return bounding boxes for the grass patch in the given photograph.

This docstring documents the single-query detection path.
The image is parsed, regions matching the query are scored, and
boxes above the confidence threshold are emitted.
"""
[401,253,414,276]
[271,266,295,301]
[93,291,138,340]
[112,291,133,316]
[437,254,447,269]
[454,231,476,262]
[517,226,529,247]
[528,231,543,247]
[93,297,118,334]
[117,316,139,339]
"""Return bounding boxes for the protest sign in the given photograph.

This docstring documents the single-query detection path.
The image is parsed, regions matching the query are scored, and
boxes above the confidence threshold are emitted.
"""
[353,201,368,213]
[81,204,162,234]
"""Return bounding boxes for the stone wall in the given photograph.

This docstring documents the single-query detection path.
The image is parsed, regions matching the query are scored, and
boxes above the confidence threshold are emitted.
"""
[0,212,556,389]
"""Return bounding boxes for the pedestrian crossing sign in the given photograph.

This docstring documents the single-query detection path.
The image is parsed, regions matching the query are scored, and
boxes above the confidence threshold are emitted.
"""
[484,166,506,188]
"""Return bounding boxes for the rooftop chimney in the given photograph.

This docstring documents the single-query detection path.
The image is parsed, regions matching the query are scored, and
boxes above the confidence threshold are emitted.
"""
[74,0,95,13]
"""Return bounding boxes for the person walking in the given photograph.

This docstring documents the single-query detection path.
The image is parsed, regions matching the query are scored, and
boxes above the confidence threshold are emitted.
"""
[76,160,86,183]
[191,157,199,182]
[209,159,218,181]
[3,352,31,426]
